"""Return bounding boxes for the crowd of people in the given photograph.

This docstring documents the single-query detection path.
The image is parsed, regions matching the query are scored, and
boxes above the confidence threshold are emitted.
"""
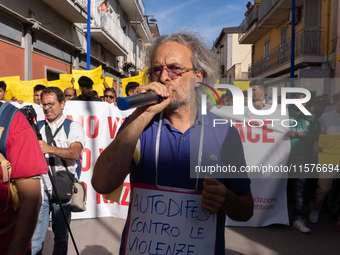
[0,75,141,108]
[0,30,339,255]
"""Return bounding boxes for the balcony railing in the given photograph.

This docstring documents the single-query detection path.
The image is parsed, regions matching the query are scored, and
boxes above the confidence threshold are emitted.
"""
[77,0,87,9]
[92,7,127,51]
[257,0,280,21]
[137,0,145,14]
[238,7,258,41]
[249,27,324,77]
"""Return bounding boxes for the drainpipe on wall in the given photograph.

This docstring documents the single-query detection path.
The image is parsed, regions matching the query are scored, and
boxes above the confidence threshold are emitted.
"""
[24,25,32,81]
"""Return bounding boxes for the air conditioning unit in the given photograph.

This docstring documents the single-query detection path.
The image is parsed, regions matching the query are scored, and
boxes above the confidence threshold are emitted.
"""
[287,9,300,24]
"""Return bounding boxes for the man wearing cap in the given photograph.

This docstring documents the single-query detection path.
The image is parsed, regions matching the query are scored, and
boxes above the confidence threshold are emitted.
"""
[72,76,102,101]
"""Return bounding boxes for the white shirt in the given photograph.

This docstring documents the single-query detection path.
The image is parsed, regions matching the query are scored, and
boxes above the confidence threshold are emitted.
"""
[39,115,86,191]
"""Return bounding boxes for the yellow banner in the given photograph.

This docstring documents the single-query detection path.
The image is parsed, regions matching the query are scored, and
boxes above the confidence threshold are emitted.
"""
[215,89,226,98]
[15,78,48,103]
[104,76,114,88]
[47,80,61,88]
[233,81,250,92]
[59,74,74,91]
[93,76,113,97]
[318,134,340,165]
[0,76,21,100]
[72,66,103,90]
[121,71,146,97]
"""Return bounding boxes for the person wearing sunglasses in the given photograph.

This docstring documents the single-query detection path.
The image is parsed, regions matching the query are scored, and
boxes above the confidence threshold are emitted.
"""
[103,88,116,104]
[92,32,253,255]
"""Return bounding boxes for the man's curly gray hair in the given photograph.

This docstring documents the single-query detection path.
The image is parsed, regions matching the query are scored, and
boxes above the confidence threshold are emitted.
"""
[144,32,220,110]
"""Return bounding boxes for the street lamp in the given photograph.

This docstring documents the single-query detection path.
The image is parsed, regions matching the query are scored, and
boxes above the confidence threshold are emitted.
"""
[134,12,157,76]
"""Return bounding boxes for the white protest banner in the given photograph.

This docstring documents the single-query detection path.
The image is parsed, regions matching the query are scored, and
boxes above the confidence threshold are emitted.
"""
[124,184,217,255]
[21,101,289,226]
[211,105,290,227]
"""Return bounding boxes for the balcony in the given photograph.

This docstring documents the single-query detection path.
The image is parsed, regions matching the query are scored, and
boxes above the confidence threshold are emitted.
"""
[83,8,128,57]
[41,0,88,23]
[239,0,304,44]
[130,18,154,43]
[118,0,144,22]
[238,6,258,42]
[249,28,325,78]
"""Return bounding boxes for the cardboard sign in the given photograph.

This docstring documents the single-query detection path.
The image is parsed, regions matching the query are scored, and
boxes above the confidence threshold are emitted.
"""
[47,79,61,88]
[124,184,217,255]
[233,81,250,92]
[0,76,21,100]
[59,74,74,90]
[318,134,340,165]
[72,66,103,90]
[94,76,114,97]
[121,71,146,97]
[104,76,114,88]
[16,78,48,103]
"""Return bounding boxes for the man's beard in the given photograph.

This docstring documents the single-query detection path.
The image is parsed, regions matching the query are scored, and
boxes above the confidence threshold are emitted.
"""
[167,91,190,109]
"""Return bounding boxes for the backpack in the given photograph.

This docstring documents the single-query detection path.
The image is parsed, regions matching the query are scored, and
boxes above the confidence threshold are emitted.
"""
[0,102,18,158]
[38,119,82,178]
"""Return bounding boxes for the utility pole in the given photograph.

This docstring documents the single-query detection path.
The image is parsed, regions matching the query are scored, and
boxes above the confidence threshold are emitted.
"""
[87,0,91,70]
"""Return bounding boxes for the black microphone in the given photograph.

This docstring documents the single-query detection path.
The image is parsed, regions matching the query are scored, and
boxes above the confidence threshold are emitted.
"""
[117,91,163,110]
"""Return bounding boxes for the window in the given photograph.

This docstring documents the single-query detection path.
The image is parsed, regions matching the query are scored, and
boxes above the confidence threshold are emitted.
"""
[45,67,66,81]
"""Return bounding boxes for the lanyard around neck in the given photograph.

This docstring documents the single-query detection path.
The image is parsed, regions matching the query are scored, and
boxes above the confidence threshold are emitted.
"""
[154,111,204,191]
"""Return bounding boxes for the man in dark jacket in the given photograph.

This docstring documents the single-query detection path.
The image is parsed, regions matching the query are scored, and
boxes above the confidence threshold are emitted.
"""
[72,76,102,101]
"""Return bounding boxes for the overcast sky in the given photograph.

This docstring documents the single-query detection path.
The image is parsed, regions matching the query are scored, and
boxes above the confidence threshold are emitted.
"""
[144,0,251,47]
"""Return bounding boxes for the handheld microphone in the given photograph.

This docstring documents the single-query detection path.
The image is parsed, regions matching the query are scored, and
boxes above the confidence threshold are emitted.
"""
[117,91,163,110]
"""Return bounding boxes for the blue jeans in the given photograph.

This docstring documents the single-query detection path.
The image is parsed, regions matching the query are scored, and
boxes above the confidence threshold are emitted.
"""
[31,190,72,255]
[293,178,307,220]
[100,12,107,27]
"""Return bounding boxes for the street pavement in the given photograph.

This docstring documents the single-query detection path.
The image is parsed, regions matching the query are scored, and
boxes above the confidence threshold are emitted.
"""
[41,206,340,255]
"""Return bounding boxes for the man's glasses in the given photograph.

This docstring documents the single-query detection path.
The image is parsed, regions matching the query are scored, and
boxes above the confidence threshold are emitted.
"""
[42,102,55,108]
[104,95,115,99]
[148,64,194,79]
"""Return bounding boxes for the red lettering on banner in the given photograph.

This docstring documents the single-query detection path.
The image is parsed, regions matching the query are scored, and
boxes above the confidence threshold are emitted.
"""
[247,121,260,143]
[233,120,275,143]
[108,117,125,139]
[81,148,91,172]
[86,116,99,138]
[65,115,84,127]
[120,183,130,206]
[96,193,114,204]
[234,122,245,143]
[262,121,275,143]
[99,148,104,154]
